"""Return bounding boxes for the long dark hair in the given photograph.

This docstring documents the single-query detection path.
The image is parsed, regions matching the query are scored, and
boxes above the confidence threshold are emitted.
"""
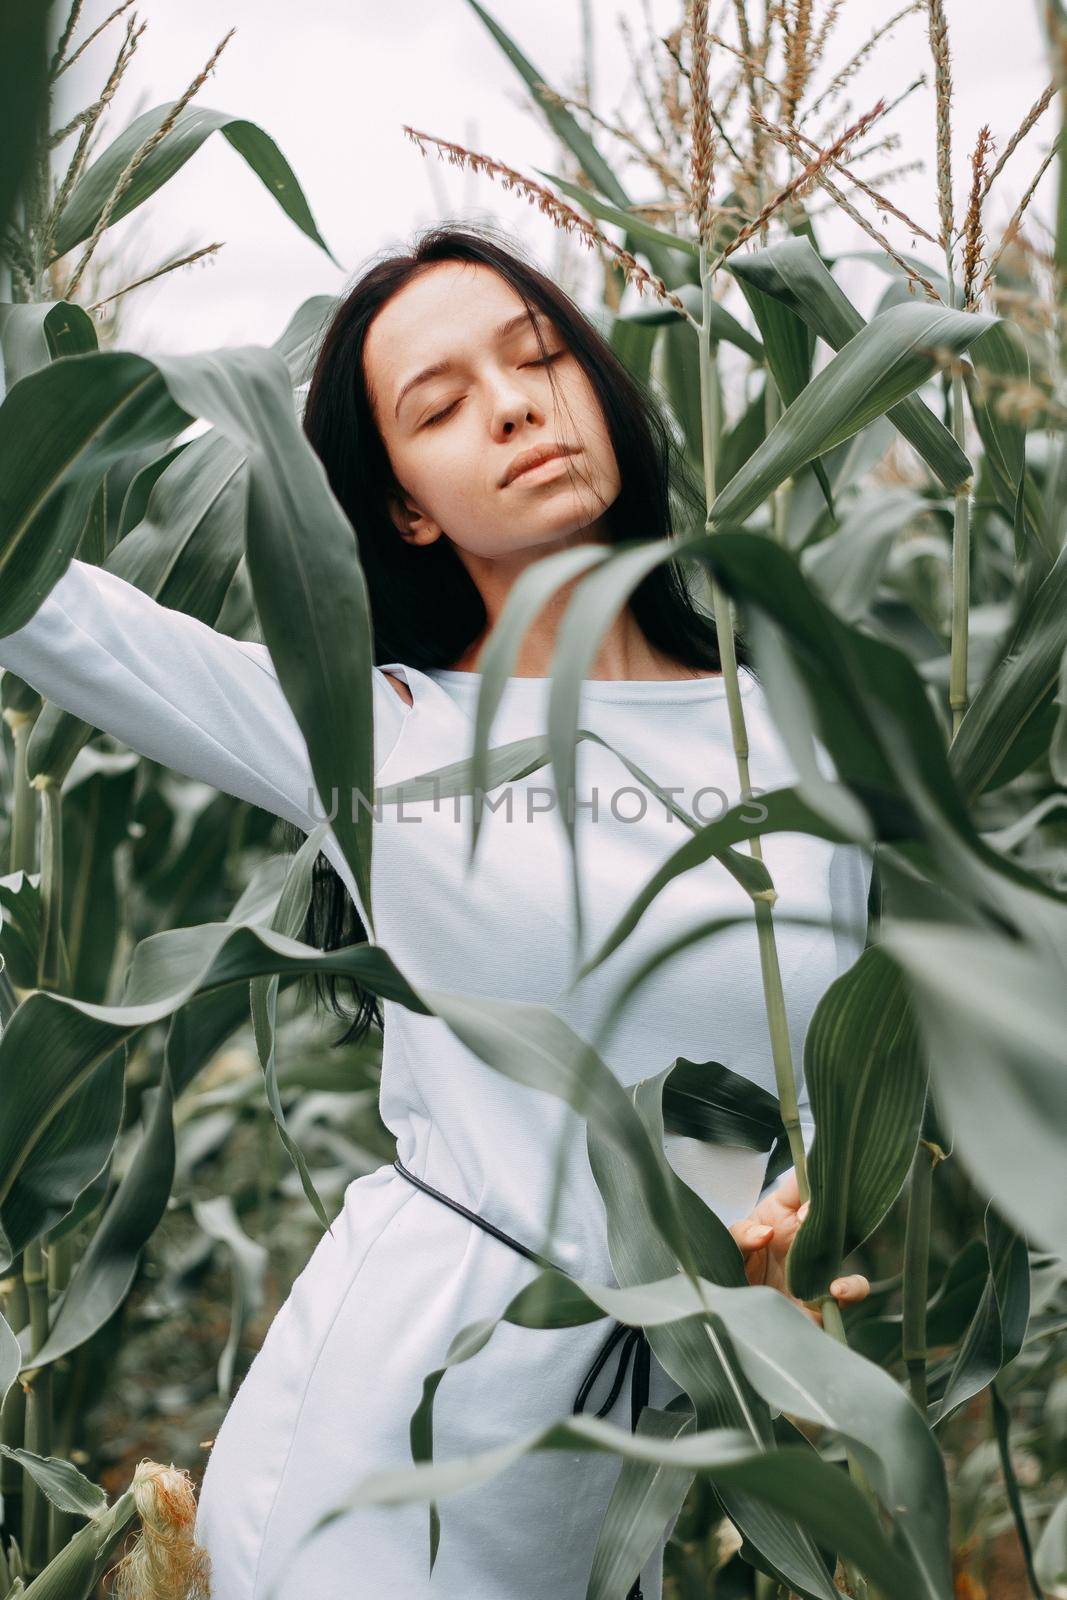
[283,220,747,1047]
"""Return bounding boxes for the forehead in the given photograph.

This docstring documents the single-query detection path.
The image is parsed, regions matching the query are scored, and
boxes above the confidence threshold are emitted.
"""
[364,261,541,385]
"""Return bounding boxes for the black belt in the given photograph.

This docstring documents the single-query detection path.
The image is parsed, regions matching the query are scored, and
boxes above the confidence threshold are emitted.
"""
[392,1155,651,1600]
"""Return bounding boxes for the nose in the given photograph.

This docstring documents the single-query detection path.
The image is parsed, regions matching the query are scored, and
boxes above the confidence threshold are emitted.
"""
[491,373,546,439]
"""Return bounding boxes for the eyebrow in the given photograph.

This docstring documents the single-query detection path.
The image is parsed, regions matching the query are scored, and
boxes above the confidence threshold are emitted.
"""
[393,310,550,421]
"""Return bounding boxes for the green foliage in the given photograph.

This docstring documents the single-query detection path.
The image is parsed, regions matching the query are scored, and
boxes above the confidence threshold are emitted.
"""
[1,3,1065,1597]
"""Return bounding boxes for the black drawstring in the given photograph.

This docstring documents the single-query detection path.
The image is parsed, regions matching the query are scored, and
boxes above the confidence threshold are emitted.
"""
[393,1156,650,1600]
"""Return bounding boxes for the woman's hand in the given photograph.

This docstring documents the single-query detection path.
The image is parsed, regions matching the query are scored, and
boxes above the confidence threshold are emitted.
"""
[729,1169,870,1328]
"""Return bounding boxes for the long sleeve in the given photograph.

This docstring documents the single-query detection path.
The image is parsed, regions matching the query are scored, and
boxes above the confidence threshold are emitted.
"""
[0,559,409,839]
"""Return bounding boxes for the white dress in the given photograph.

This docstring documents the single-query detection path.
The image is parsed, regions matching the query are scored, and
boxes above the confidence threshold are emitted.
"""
[0,560,871,1600]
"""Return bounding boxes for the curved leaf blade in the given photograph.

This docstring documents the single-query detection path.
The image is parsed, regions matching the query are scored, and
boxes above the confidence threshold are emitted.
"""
[463,0,682,287]
[711,302,996,526]
[729,239,973,490]
[786,947,926,1300]
[52,104,338,267]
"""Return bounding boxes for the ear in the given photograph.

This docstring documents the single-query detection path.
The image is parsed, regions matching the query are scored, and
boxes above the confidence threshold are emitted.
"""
[387,489,443,547]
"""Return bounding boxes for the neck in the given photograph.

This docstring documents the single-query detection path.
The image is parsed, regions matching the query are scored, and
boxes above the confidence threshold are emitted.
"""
[447,527,697,680]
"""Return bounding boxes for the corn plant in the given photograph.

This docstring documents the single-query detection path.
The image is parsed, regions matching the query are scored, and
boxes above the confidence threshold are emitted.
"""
[0,5,367,1594]
[1,2,1066,1599]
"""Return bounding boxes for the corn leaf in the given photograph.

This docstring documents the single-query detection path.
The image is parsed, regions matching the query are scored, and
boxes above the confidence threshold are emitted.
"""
[464,0,684,288]
[950,537,1067,799]
[729,239,972,490]
[52,104,339,267]
[881,919,1067,1257]
[785,948,926,1301]
[711,302,996,526]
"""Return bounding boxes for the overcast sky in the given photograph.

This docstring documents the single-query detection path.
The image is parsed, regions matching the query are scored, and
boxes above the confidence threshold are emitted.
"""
[52,1,1054,354]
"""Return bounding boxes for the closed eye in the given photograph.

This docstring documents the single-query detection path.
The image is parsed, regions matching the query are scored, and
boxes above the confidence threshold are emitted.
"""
[422,350,566,427]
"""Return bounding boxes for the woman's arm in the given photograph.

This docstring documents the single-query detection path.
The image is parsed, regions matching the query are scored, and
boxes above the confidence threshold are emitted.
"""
[0,559,409,832]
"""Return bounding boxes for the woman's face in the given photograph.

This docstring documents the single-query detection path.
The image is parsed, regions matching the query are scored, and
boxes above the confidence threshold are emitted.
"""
[362,260,622,576]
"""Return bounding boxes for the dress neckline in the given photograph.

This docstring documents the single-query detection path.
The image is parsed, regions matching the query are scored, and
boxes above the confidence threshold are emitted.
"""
[425,665,757,703]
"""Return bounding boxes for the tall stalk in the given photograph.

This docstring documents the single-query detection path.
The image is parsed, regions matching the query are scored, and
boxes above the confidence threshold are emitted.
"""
[14,770,65,1576]
[1053,5,1067,340]
[45,1235,76,1561]
[696,237,874,1600]
[902,1136,936,1410]
[696,244,812,1218]
[1,705,39,1561]
[927,0,972,736]
[3,708,38,874]
[34,778,69,993]
[689,17,876,1579]
[21,1239,52,1578]
[946,304,970,738]
[0,1267,29,1548]
[688,15,813,1198]
[1047,0,1067,832]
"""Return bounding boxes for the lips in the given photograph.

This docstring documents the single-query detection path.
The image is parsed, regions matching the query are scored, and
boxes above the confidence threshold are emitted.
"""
[500,443,578,487]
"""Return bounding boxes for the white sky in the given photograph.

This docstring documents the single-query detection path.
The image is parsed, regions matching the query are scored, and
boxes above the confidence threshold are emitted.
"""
[51,1,1054,353]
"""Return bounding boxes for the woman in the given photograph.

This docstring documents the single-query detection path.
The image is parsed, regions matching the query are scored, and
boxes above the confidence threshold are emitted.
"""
[0,224,871,1599]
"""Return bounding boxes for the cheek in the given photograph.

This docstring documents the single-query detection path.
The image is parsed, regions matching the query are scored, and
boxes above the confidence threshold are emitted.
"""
[567,377,612,446]
[392,428,450,488]
[568,382,620,484]
[402,431,489,520]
